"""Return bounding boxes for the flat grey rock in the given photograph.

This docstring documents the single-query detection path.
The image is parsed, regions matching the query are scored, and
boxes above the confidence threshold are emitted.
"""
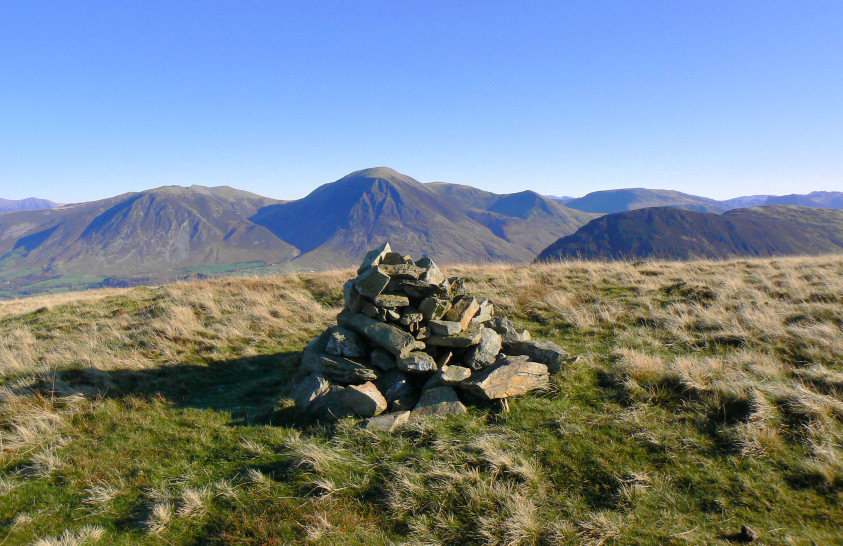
[409,386,467,421]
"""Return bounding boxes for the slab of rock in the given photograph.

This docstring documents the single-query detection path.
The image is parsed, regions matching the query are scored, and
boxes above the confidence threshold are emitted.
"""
[426,325,483,347]
[444,297,480,330]
[424,365,472,390]
[343,279,363,313]
[291,372,330,409]
[409,386,467,421]
[366,411,410,433]
[436,350,453,368]
[381,251,410,265]
[373,293,411,308]
[506,340,570,374]
[340,381,387,417]
[357,242,391,274]
[463,327,502,369]
[419,297,452,321]
[370,349,396,371]
[397,351,438,374]
[377,263,425,279]
[462,356,548,400]
[325,326,365,358]
[470,298,494,325]
[389,278,447,298]
[338,310,425,358]
[385,309,401,321]
[429,320,462,336]
[316,353,380,384]
[486,317,531,344]
[309,385,352,420]
[355,267,391,298]
[416,256,446,286]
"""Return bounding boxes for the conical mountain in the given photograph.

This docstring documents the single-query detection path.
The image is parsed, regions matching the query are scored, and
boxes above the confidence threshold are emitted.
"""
[251,167,530,266]
[0,185,297,276]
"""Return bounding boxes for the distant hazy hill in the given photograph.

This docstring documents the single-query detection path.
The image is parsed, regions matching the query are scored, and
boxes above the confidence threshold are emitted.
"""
[0,197,61,214]
[764,191,843,209]
[564,188,726,214]
[0,185,296,276]
[719,195,771,209]
[536,205,843,261]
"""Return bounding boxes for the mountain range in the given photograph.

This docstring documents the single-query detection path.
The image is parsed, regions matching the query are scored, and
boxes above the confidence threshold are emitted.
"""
[559,188,843,214]
[0,197,61,214]
[0,167,840,297]
[536,206,843,261]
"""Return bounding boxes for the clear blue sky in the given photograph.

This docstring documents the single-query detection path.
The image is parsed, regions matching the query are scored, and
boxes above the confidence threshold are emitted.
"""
[1,1,841,203]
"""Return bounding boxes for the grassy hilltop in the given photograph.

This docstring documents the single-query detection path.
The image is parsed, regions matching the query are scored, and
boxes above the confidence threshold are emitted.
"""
[0,257,841,544]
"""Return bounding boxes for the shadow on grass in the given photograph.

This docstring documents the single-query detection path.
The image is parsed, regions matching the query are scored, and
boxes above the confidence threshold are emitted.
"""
[14,351,310,426]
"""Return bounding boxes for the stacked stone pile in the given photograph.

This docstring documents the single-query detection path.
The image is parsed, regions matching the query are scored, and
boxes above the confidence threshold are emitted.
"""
[291,242,571,431]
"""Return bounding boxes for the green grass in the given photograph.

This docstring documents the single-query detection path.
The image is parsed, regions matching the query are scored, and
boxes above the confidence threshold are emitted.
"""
[1,257,841,544]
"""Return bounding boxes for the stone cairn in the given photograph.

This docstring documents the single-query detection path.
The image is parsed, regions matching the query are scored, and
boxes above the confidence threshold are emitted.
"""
[291,242,571,433]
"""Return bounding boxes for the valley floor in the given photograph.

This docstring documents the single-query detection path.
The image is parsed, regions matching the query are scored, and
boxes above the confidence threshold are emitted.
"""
[0,256,841,544]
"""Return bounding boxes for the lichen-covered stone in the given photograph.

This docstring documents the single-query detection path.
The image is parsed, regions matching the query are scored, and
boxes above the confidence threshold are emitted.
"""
[325,326,365,359]
[373,293,411,308]
[419,297,452,321]
[426,325,482,347]
[397,351,438,374]
[316,353,380,384]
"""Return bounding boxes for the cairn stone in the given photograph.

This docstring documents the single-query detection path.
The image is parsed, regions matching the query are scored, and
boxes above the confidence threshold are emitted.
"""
[340,381,387,417]
[471,298,494,325]
[343,280,363,313]
[416,256,446,285]
[486,317,531,344]
[429,320,462,336]
[338,310,425,358]
[410,386,467,421]
[397,351,438,374]
[373,293,411,308]
[381,251,409,265]
[355,266,391,298]
[462,356,548,400]
[366,410,410,433]
[378,263,426,278]
[463,327,502,370]
[325,326,365,359]
[376,369,414,408]
[357,242,391,274]
[291,372,330,409]
[506,339,570,374]
[399,309,424,326]
[424,365,472,390]
[427,324,483,347]
[444,296,480,330]
[419,297,451,321]
[315,353,380,384]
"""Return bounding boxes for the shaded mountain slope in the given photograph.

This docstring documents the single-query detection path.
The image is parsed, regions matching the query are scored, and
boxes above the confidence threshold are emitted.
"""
[536,206,843,261]
[765,191,843,209]
[0,197,61,214]
[251,167,529,267]
[427,183,599,255]
[564,188,726,214]
[0,185,296,275]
